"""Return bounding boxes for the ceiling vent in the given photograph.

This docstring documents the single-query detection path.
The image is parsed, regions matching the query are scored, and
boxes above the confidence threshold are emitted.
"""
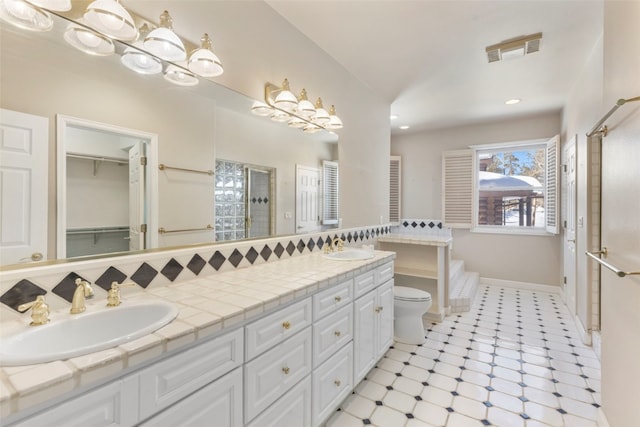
[486,32,542,63]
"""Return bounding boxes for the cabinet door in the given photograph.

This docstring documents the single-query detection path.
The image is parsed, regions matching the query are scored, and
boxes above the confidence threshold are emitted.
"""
[313,303,353,367]
[12,377,138,427]
[353,290,377,384]
[312,343,353,427]
[376,279,395,358]
[246,376,312,427]
[244,327,313,422]
[138,328,243,419]
[140,368,242,427]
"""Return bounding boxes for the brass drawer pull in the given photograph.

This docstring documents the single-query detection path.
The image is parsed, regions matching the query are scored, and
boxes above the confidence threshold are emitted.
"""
[374,306,383,313]
[334,330,341,337]
[334,379,341,387]
[282,321,291,330]
[334,296,342,303]
[282,367,290,375]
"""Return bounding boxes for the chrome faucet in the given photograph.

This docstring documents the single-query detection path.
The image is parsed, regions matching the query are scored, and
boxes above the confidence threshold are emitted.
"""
[70,278,94,314]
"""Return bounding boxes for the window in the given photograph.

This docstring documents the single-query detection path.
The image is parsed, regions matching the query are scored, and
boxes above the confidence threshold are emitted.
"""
[389,156,402,224]
[321,160,339,225]
[442,136,558,234]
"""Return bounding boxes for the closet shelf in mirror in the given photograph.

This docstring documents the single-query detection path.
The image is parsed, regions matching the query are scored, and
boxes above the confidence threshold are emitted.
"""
[158,164,214,176]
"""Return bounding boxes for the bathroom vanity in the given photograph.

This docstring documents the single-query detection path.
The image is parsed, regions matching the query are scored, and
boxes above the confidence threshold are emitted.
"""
[377,234,451,321]
[0,251,395,427]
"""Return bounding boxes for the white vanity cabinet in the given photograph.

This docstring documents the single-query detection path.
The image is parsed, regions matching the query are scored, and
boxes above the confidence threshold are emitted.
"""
[11,376,139,427]
[353,263,394,384]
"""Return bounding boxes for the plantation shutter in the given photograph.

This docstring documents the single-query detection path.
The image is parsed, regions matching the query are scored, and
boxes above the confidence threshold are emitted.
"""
[389,156,401,224]
[442,149,474,228]
[545,135,559,234]
[322,160,339,225]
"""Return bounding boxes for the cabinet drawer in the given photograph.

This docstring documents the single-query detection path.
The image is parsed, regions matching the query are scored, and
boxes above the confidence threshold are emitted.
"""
[313,303,353,367]
[354,269,375,298]
[246,376,312,427]
[140,367,242,427]
[376,261,394,284]
[312,278,353,320]
[12,376,138,427]
[312,343,353,427]
[139,328,243,420]
[244,327,312,422]
[245,297,312,360]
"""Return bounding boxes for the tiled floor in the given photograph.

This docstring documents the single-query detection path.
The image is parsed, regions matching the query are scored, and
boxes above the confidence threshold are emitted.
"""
[327,285,601,427]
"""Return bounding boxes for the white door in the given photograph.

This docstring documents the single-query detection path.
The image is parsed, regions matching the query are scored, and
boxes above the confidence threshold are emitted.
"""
[128,142,145,251]
[0,109,48,265]
[563,140,577,314]
[296,165,320,233]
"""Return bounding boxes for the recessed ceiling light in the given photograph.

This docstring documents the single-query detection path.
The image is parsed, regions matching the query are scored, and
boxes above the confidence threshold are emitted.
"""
[505,98,521,105]
[399,125,410,130]
[390,114,399,120]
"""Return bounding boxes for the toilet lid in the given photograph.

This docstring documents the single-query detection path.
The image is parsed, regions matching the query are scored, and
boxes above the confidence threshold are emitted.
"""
[394,286,432,302]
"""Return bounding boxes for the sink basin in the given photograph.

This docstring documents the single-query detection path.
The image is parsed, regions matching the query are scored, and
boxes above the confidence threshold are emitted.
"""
[323,248,375,261]
[0,301,178,366]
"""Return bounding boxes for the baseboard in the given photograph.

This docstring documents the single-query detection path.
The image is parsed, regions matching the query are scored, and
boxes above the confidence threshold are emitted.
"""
[479,277,562,294]
[574,314,592,346]
[597,408,610,427]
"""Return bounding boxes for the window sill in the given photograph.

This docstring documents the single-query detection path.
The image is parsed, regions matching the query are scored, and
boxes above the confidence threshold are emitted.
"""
[471,226,556,237]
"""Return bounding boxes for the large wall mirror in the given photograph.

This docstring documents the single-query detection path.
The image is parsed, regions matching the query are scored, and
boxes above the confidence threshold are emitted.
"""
[0,7,338,269]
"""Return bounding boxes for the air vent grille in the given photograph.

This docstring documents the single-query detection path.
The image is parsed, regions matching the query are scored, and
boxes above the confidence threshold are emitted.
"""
[485,32,542,63]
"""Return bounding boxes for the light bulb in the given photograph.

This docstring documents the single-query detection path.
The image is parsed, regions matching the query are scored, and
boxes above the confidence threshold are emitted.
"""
[76,28,102,48]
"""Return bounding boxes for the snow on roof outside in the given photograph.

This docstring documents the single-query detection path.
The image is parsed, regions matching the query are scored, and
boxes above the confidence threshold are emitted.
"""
[479,171,542,191]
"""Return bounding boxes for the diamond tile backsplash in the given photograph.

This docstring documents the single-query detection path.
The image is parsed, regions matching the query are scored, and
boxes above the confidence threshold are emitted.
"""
[392,219,452,238]
[0,225,391,316]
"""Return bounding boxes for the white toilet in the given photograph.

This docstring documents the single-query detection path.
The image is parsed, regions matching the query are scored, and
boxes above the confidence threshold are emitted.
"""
[393,286,432,345]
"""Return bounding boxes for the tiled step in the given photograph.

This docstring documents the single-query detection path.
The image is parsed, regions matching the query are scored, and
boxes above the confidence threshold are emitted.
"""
[449,260,479,313]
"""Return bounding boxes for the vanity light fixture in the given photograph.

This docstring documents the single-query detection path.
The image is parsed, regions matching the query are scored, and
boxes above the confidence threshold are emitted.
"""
[82,0,138,42]
[143,10,186,62]
[187,33,223,77]
[261,79,342,134]
[64,22,115,56]
[164,64,199,87]
[24,0,71,11]
[0,0,53,32]
[120,23,162,75]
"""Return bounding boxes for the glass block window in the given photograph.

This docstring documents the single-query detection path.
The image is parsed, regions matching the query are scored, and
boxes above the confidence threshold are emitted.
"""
[215,159,246,241]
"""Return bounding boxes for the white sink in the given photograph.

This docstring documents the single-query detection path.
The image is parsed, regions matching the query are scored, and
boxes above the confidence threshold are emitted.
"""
[323,248,375,261]
[0,301,178,366]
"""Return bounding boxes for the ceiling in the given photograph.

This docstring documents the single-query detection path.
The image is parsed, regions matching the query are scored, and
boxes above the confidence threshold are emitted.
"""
[265,0,603,134]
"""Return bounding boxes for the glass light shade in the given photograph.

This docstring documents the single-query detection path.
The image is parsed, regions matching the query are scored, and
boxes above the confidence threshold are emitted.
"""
[0,0,53,31]
[188,33,223,77]
[296,88,315,118]
[274,79,298,112]
[121,47,162,75]
[164,64,199,86]
[251,101,273,116]
[26,0,71,11]
[64,23,115,56]
[83,0,137,41]
[326,105,343,130]
[288,116,307,128]
[303,124,322,134]
[143,11,186,61]
[312,98,330,125]
[270,109,290,123]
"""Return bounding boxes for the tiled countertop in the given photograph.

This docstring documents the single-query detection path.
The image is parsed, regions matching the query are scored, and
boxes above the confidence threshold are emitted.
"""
[377,233,452,246]
[0,250,395,421]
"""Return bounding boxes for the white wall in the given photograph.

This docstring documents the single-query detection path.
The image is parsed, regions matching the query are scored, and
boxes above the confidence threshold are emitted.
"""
[391,112,563,285]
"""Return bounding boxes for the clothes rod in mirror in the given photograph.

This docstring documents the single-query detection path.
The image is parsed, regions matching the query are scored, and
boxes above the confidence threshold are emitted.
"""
[587,96,640,137]
[158,225,214,234]
[158,164,214,176]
